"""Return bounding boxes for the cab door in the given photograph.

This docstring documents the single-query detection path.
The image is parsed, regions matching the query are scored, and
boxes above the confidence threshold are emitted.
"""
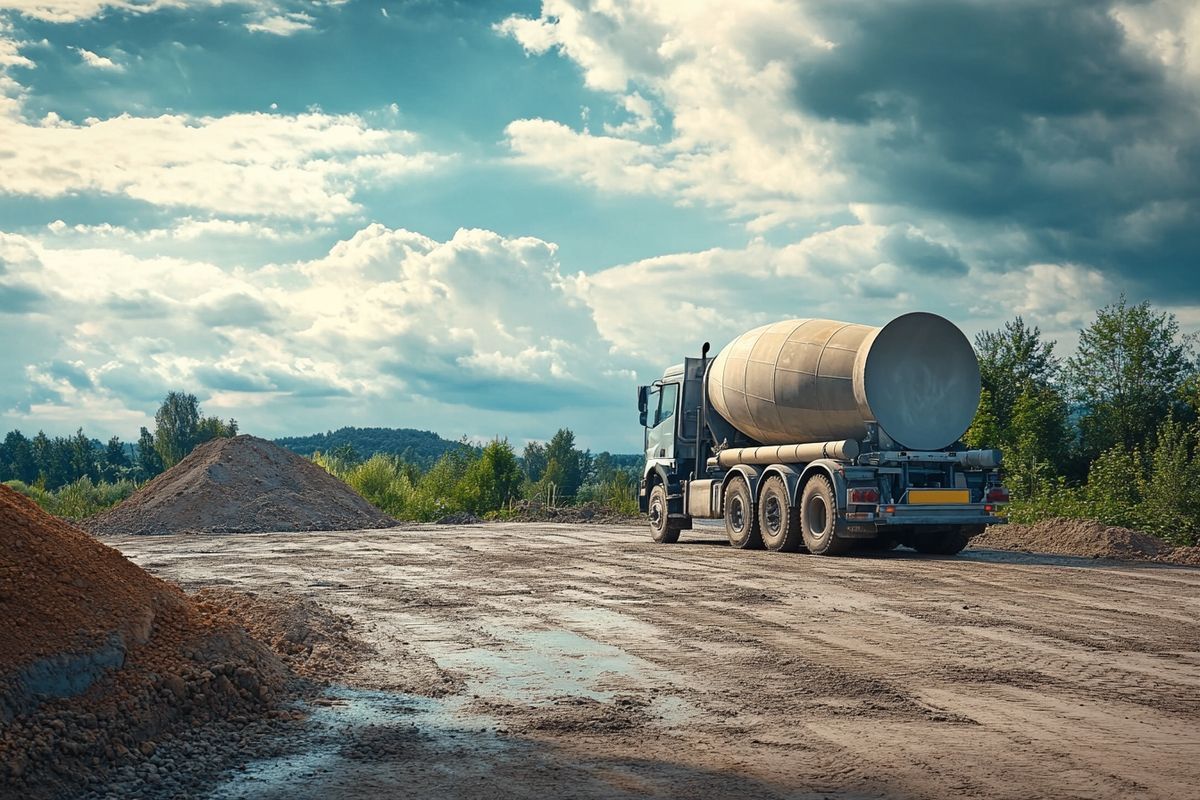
[644,382,680,463]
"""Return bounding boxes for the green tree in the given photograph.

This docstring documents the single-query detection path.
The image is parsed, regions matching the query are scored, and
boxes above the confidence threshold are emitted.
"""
[2,431,37,483]
[31,431,72,489]
[196,414,239,444]
[101,435,130,482]
[964,388,1003,450]
[1066,298,1194,462]
[136,426,164,479]
[153,391,238,468]
[543,428,584,499]
[975,317,1061,429]
[68,428,100,484]
[1136,415,1200,544]
[460,439,523,513]
[1084,444,1143,529]
[521,441,547,482]
[1005,384,1072,498]
[154,391,202,468]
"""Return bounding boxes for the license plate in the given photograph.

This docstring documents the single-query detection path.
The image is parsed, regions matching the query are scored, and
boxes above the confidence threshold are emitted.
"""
[908,488,970,505]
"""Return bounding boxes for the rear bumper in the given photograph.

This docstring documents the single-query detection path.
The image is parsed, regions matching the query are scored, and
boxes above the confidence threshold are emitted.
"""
[840,504,1005,536]
[878,509,1006,526]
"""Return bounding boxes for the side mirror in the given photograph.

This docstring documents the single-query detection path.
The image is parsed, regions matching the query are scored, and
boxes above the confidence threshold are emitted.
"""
[637,385,648,426]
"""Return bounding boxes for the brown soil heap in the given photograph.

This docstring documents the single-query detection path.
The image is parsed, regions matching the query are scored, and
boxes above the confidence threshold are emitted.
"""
[86,434,398,535]
[970,517,1179,561]
[0,484,287,798]
[193,588,377,683]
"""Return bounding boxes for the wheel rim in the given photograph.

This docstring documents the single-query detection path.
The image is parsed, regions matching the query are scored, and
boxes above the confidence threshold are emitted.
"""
[650,496,664,531]
[764,494,782,535]
[730,495,745,533]
[805,494,828,540]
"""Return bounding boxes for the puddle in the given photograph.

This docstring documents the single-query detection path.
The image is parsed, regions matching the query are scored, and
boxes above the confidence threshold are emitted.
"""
[206,686,503,799]
[207,604,704,798]
[435,627,645,703]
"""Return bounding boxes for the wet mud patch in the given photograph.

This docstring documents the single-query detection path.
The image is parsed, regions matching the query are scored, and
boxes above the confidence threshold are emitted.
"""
[470,693,654,734]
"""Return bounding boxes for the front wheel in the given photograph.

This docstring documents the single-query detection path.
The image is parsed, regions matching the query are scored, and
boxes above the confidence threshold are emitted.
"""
[724,476,762,549]
[648,483,681,544]
[800,476,851,555]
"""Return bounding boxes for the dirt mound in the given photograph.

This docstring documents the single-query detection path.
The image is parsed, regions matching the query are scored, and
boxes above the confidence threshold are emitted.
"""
[194,588,376,683]
[0,484,289,798]
[505,500,638,525]
[87,435,398,535]
[970,518,1176,561]
[1163,545,1200,566]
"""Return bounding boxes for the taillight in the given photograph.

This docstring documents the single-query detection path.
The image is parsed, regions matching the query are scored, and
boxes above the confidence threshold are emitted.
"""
[848,487,880,504]
[986,486,1010,503]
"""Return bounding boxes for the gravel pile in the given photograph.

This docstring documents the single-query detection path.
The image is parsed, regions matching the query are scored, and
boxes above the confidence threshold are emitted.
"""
[86,435,398,535]
[0,485,290,799]
[970,517,1198,564]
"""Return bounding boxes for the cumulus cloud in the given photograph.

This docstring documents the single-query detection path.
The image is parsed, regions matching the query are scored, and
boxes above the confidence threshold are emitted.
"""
[0,11,447,220]
[71,45,123,70]
[0,224,623,433]
[0,218,1188,441]
[245,11,313,36]
[498,0,1200,299]
[0,109,446,219]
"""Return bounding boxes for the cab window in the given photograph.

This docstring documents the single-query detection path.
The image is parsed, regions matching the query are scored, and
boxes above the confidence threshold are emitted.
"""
[655,383,679,427]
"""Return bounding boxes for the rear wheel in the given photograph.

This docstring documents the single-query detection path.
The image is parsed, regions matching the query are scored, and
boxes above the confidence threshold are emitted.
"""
[758,476,801,552]
[800,476,851,555]
[648,483,681,544]
[724,477,762,549]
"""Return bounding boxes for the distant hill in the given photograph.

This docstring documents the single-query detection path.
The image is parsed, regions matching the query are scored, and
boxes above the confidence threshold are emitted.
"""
[275,427,462,468]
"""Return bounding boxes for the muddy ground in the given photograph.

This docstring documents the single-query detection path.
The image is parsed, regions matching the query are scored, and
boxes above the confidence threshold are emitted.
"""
[104,522,1200,800]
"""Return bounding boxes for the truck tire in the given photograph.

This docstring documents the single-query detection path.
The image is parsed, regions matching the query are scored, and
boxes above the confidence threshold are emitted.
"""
[912,529,970,555]
[648,483,681,544]
[758,476,801,552]
[724,476,762,549]
[800,475,851,555]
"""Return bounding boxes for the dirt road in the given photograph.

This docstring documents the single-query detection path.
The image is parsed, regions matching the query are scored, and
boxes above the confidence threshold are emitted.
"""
[105,522,1200,800]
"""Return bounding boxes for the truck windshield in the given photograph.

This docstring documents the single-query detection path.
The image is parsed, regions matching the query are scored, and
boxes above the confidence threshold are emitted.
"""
[656,383,679,427]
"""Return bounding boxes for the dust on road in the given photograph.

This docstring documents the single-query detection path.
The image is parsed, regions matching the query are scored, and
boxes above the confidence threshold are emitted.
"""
[106,522,1200,800]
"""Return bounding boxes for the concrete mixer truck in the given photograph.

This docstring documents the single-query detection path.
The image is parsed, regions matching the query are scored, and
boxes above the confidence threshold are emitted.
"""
[637,313,1008,555]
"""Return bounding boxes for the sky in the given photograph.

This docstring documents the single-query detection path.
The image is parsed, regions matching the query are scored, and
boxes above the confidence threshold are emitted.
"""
[0,0,1197,452]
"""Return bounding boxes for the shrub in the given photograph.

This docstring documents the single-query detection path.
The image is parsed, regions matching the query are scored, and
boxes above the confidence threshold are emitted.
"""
[4,477,137,519]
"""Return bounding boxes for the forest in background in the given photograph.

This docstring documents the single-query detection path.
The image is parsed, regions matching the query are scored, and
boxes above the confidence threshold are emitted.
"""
[0,392,641,521]
[965,297,1199,545]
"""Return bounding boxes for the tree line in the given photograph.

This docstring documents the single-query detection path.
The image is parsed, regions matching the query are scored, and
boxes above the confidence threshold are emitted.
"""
[966,297,1199,545]
[0,391,237,490]
[312,428,642,522]
[275,427,460,469]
